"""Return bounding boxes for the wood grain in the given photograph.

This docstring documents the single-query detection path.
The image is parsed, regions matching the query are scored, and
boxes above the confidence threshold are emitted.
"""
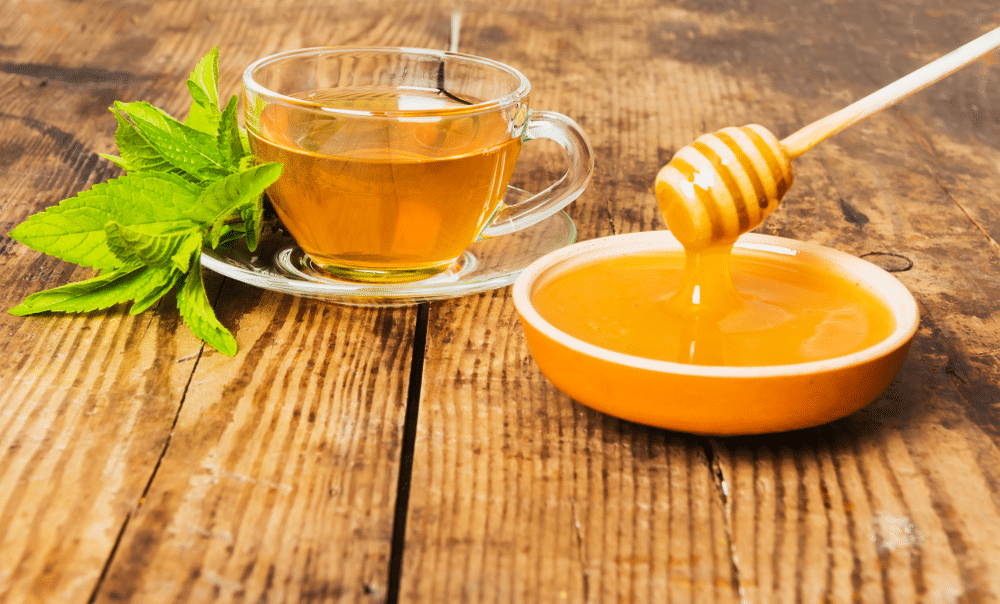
[93,286,418,603]
[400,0,1000,603]
[681,1,1000,602]
[404,293,737,603]
[2,4,196,602]
[1,0,434,602]
[3,0,1000,602]
[400,4,739,603]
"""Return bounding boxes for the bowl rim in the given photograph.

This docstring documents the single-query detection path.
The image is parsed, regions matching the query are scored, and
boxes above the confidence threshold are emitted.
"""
[512,231,920,378]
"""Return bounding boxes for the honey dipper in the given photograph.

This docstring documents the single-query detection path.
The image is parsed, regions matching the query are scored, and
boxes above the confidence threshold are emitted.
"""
[656,26,1000,250]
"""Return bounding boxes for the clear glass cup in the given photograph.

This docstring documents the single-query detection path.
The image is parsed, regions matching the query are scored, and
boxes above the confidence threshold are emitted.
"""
[243,47,593,284]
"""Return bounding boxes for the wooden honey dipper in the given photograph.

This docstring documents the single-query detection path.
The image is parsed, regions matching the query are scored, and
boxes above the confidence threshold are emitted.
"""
[656,26,1000,251]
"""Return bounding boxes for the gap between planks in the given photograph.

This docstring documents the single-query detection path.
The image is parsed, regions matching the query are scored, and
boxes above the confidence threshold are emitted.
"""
[85,279,215,603]
[386,13,462,602]
[386,302,430,604]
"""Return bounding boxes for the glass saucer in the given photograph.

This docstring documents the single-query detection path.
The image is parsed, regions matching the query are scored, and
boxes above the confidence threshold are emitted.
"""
[201,209,577,307]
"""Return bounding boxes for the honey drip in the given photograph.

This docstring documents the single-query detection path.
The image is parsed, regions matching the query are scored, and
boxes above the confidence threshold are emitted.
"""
[664,243,742,365]
[652,125,817,365]
[662,242,827,366]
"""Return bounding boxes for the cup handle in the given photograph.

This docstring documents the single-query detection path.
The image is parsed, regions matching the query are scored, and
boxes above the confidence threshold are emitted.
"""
[479,110,594,238]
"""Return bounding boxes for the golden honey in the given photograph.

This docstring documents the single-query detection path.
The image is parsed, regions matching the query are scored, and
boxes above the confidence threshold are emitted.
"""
[531,249,895,366]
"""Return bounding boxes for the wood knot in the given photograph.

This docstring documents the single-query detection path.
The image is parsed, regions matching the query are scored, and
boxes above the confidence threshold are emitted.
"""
[860,251,913,272]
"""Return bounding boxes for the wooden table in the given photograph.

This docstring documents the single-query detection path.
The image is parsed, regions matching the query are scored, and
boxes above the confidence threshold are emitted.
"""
[3,0,1000,601]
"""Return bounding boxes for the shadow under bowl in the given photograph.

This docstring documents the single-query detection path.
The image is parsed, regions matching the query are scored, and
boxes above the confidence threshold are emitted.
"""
[512,231,919,435]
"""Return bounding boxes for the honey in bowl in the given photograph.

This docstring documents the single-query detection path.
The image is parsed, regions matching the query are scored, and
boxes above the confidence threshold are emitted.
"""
[512,232,919,434]
[515,121,912,432]
[531,247,896,367]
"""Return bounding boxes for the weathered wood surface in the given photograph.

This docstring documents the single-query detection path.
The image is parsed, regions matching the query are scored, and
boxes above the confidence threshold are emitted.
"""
[2,0,1000,602]
[1,2,430,603]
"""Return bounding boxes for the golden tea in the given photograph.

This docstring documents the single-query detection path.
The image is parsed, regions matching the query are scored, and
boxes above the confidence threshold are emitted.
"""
[532,250,896,366]
[249,87,522,282]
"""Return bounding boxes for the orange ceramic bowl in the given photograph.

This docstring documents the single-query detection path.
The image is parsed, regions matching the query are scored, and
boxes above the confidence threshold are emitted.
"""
[512,231,919,435]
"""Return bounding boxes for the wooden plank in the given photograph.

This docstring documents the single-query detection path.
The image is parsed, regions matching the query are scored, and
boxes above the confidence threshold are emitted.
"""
[685,0,1000,601]
[403,294,737,603]
[399,3,739,602]
[0,3,204,602]
[92,284,418,603]
[403,0,1000,601]
[1,0,446,601]
[0,301,196,603]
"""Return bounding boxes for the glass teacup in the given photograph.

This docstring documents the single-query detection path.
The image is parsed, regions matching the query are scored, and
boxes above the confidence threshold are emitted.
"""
[243,47,593,284]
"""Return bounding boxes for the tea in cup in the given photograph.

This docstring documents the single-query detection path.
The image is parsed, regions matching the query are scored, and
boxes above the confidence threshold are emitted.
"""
[243,47,593,283]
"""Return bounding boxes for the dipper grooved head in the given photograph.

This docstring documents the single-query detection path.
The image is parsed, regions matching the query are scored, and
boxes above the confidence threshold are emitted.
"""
[655,125,793,250]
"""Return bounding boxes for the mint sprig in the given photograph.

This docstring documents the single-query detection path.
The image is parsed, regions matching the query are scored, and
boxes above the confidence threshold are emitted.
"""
[8,47,281,356]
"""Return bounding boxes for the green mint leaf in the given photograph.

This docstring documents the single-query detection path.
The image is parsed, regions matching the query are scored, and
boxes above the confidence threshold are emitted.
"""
[239,128,251,157]
[238,154,256,172]
[205,165,282,249]
[215,227,247,247]
[130,269,183,315]
[172,229,207,273]
[8,264,166,315]
[189,46,221,108]
[9,172,204,269]
[185,82,221,136]
[9,48,269,356]
[240,193,265,252]
[185,162,282,245]
[184,47,223,135]
[105,221,203,272]
[10,201,121,270]
[217,95,246,170]
[109,171,206,222]
[109,109,179,175]
[98,152,131,172]
[177,256,237,356]
[113,100,227,181]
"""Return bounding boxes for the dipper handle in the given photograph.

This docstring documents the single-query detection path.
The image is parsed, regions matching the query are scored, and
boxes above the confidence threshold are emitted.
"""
[781,26,1000,159]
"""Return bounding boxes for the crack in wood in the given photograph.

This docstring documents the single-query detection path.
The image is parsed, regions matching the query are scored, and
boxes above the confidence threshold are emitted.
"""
[705,438,748,604]
[569,495,591,603]
[83,266,217,601]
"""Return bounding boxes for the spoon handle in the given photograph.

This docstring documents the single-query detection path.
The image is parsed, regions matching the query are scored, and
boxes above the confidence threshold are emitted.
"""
[781,26,1000,159]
